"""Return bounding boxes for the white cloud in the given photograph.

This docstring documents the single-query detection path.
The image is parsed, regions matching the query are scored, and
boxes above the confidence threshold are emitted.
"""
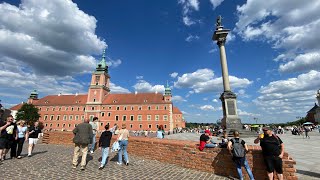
[178,0,200,26]
[212,99,218,103]
[185,34,199,42]
[255,70,320,115]
[0,0,107,76]
[203,98,208,101]
[238,109,259,117]
[279,52,320,73]
[172,95,187,102]
[110,82,130,94]
[106,58,122,68]
[183,16,195,26]
[174,69,252,93]
[170,72,179,78]
[209,0,225,10]
[133,80,165,93]
[235,0,320,74]
[209,48,217,54]
[136,76,144,80]
[199,105,215,111]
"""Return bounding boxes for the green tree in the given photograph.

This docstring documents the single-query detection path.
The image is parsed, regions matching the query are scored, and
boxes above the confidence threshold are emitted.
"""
[15,103,41,125]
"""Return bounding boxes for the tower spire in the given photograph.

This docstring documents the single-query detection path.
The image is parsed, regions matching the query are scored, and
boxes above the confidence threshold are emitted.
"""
[96,49,108,72]
[165,81,171,96]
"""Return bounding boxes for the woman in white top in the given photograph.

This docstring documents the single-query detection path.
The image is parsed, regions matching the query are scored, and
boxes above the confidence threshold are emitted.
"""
[117,124,129,166]
[16,120,28,159]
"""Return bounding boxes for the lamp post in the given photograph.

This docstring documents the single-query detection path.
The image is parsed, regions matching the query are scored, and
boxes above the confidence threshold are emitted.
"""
[253,117,258,124]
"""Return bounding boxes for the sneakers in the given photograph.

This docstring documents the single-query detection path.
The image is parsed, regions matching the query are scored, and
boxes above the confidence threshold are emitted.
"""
[98,166,104,170]
[28,154,32,157]
[125,162,129,166]
[72,164,77,169]
[116,162,122,165]
[17,156,22,159]
[90,150,94,154]
[80,166,85,170]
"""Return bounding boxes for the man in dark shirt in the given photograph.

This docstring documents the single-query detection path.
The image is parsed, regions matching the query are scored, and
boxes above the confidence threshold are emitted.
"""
[28,121,42,157]
[254,127,284,180]
[98,124,112,169]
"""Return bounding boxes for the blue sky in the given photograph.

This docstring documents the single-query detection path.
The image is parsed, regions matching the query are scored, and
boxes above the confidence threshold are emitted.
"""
[1,0,320,124]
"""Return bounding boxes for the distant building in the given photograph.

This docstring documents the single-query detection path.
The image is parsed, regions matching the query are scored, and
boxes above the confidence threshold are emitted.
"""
[0,101,11,121]
[10,51,185,131]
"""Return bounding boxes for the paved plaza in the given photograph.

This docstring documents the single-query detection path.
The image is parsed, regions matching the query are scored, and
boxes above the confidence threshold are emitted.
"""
[0,144,228,180]
[166,131,320,180]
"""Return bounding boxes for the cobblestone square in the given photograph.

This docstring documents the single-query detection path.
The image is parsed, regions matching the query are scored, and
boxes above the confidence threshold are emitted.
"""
[0,144,228,180]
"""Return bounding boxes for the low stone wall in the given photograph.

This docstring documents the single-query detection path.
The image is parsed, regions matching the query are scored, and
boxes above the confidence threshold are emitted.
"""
[42,132,297,180]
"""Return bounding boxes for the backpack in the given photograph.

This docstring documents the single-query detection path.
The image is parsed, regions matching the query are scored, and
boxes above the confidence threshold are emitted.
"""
[231,138,245,158]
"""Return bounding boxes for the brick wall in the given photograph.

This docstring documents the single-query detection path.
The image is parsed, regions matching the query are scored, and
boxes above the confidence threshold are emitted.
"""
[42,132,297,180]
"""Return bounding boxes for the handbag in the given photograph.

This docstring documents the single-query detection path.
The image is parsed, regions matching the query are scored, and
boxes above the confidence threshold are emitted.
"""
[111,141,120,152]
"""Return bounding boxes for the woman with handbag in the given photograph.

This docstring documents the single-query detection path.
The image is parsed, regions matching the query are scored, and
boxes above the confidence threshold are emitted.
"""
[117,124,129,166]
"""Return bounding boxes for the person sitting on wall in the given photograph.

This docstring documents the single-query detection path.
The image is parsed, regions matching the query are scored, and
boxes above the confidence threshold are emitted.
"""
[218,131,229,148]
[199,130,218,151]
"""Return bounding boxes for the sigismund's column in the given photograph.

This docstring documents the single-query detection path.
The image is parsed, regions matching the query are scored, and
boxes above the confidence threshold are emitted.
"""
[212,16,242,130]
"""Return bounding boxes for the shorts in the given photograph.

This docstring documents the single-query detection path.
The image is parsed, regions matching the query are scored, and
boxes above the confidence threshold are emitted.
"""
[264,155,283,174]
[0,138,13,149]
[0,138,7,149]
[29,138,39,145]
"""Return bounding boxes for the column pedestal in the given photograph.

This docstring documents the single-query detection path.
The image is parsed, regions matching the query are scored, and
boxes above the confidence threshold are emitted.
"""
[220,91,242,130]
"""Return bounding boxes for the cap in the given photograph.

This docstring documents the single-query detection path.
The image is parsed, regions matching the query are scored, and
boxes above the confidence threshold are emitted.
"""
[204,130,211,135]
[262,127,272,131]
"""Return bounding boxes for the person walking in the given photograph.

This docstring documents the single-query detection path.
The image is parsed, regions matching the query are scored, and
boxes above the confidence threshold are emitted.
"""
[117,124,129,166]
[156,125,165,139]
[98,124,112,170]
[27,121,42,157]
[0,115,17,161]
[228,131,254,180]
[72,118,93,170]
[254,127,284,180]
[89,117,98,154]
[16,120,28,159]
[304,126,310,139]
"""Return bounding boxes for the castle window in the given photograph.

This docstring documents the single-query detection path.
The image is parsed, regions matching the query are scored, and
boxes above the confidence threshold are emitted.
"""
[108,112,111,117]
[124,106,127,110]
[46,108,49,111]
[59,107,61,111]
[138,115,142,121]
[163,115,168,121]
[156,106,159,110]
[90,115,94,121]
[116,106,120,110]
[131,106,134,110]
[44,115,48,121]
[148,106,151,110]
[148,124,152,129]
[71,107,74,111]
[83,107,86,111]
[69,115,73,120]
[164,106,167,110]
[139,124,142,129]
[130,115,134,121]
[75,115,79,120]
[63,124,66,128]
[93,99,96,102]
[155,115,159,121]
[52,108,55,111]
[109,106,112,110]
[63,115,67,120]
[100,122,103,126]
[101,112,105,117]
[123,116,126,121]
[81,116,84,120]
[156,124,159,128]
[147,115,151,121]
[66,107,68,111]
[115,115,119,121]
[144,99,147,102]
[57,124,60,127]
[91,107,94,110]
[50,124,52,127]
[138,106,142,110]
[130,124,133,128]
[77,107,80,111]
[164,125,167,129]
[39,107,42,111]
[56,115,60,121]
[50,115,54,120]
[45,123,48,127]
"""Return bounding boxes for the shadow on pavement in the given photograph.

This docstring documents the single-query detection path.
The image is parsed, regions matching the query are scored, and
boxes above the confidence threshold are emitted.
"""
[297,169,320,178]
[32,150,48,156]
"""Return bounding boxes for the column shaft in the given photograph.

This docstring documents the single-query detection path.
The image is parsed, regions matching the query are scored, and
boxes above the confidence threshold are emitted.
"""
[219,44,231,91]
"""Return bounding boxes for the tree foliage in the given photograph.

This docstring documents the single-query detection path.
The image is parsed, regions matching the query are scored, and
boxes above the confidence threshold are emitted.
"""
[15,103,41,125]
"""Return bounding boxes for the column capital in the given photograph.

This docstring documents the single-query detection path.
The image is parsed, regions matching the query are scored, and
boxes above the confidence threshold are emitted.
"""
[217,37,227,47]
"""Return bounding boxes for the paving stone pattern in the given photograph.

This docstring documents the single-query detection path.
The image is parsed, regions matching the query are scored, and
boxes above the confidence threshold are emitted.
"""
[0,144,229,180]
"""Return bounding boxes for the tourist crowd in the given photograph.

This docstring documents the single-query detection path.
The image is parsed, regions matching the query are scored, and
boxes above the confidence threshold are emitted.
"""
[0,115,42,164]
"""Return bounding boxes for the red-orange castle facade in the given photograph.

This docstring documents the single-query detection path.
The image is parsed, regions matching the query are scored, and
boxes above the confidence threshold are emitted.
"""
[10,52,185,132]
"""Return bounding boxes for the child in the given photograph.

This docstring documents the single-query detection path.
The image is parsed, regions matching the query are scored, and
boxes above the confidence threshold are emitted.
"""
[219,131,229,148]
[98,124,112,170]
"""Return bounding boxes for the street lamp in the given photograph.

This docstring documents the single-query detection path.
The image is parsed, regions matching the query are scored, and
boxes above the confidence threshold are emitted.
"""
[253,117,258,124]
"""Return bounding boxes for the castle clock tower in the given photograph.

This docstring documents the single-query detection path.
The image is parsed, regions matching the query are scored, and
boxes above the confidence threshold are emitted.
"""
[87,49,110,104]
